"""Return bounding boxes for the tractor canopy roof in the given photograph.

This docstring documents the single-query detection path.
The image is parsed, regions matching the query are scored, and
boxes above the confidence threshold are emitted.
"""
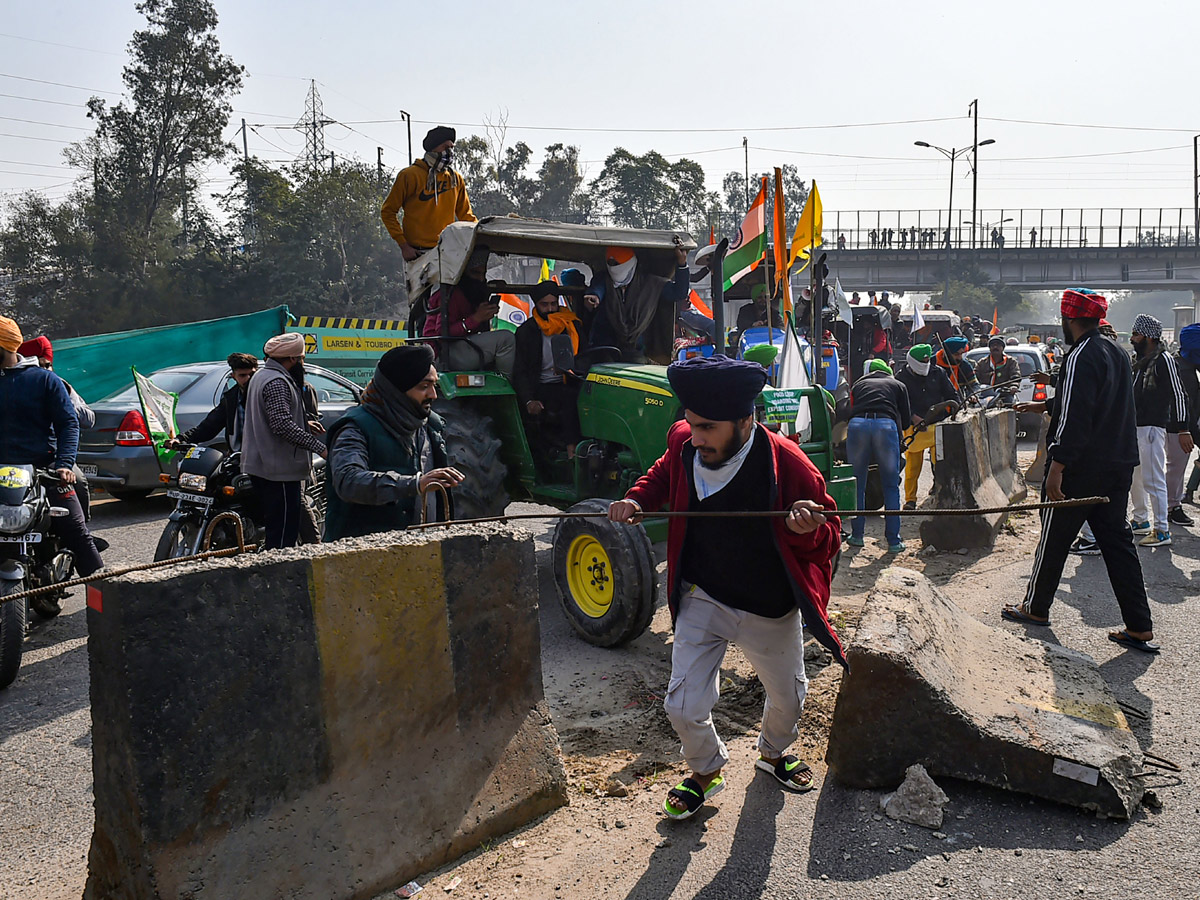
[407,216,697,298]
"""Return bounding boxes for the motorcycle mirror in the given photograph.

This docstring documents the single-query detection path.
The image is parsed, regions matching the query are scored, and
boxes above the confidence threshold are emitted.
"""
[48,507,70,518]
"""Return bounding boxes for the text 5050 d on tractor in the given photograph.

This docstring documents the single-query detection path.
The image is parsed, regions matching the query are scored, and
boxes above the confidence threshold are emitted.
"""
[407,217,855,648]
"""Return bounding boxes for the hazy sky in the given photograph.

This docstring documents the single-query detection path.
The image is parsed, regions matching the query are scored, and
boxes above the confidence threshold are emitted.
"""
[3,0,1198,225]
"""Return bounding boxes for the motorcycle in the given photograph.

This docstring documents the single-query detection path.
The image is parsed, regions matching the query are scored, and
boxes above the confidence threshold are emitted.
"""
[0,465,77,689]
[154,445,326,561]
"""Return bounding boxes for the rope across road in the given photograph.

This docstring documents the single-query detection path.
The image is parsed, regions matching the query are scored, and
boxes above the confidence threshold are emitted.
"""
[0,497,1108,606]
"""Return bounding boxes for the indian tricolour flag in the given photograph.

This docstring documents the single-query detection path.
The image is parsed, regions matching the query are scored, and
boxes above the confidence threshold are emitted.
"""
[493,293,531,332]
[723,178,767,291]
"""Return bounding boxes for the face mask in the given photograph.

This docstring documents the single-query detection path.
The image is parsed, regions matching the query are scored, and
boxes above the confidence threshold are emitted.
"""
[607,256,637,288]
[437,150,452,171]
[291,361,306,385]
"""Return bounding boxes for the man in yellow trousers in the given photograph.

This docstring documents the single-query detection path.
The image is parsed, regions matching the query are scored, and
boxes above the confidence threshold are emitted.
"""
[895,344,958,508]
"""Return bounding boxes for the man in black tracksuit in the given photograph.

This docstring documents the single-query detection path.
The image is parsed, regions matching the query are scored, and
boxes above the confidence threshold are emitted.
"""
[1004,289,1157,653]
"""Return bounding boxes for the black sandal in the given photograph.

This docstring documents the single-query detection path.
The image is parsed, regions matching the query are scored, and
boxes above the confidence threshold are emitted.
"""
[663,775,724,820]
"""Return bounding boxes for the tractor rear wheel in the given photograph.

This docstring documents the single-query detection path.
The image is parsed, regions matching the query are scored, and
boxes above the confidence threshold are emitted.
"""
[435,401,509,520]
[552,499,657,647]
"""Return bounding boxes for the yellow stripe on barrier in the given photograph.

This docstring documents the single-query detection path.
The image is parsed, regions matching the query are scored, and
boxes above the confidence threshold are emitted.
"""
[309,546,455,763]
[294,315,408,332]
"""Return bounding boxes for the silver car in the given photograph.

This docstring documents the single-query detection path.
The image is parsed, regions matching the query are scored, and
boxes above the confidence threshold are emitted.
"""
[965,343,1055,435]
[77,362,362,501]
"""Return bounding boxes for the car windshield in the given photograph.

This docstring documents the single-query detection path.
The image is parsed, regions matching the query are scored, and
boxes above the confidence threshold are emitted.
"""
[101,371,205,402]
[968,349,1042,376]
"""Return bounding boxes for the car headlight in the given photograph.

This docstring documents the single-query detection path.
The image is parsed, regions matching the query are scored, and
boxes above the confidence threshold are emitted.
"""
[179,473,207,492]
[0,503,35,534]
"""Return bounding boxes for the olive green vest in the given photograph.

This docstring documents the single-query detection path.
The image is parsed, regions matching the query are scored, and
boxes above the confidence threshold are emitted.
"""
[323,406,447,541]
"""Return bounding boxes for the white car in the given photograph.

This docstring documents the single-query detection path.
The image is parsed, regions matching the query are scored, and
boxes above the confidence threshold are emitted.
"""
[965,343,1055,435]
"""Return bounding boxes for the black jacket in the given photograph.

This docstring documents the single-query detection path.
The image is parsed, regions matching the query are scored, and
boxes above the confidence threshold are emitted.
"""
[178,384,242,446]
[1047,329,1138,472]
[1132,349,1188,432]
[848,371,911,434]
[896,364,957,424]
[513,319,550,408]
[1175,354,1200,441]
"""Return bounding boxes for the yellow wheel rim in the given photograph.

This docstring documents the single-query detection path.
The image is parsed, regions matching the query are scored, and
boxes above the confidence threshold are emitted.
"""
[566,534,614,618]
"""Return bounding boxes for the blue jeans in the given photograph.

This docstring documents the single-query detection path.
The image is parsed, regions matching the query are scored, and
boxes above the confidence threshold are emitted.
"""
[847,416,902,545]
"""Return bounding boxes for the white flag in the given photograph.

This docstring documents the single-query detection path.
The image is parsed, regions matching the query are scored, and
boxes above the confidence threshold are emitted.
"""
[777,322,813,436]
[834,277,853,325]
[911,302,926,334]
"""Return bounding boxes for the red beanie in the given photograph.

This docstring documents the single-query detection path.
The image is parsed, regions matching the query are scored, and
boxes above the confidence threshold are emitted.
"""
[18,335,52,364]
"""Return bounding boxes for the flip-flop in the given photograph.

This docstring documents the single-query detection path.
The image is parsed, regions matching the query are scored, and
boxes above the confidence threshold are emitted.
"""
[756,755,815,792]
[1108,630,1161,655]
[1001,604,1051,626]
[663,775,725,820]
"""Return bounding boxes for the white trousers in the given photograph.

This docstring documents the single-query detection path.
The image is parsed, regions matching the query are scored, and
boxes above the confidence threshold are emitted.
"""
[664,585,808,776]
[1130,425,1168,532]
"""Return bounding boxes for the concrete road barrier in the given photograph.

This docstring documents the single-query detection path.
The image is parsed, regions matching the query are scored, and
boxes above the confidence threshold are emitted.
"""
[920,409,1027,550]
[84,526,567,900]
[826,568,1144,819]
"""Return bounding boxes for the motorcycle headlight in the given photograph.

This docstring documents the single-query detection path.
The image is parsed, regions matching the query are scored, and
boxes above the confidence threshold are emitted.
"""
[0,503,36,534]
[179,473,207,492]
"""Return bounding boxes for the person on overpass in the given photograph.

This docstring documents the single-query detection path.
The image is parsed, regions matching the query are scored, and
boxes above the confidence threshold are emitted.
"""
[422,246,516,376]
[845,358,910,552]
[974,335,1021,396]
[935,336,980,400]
[380,126,477,262]
[324,345,462,540]
[1004,289,1158,655]
[608,356,843,819]
[513,281,585,464]
[583,243,690,363]
[896,343,958,510]
[0,316,103,576]
[1127,314,1189,548]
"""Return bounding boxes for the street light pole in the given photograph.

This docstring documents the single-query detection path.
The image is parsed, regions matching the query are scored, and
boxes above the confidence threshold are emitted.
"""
[969,99,978,249]
[400,110,413,165]
[1193,134,1198,246]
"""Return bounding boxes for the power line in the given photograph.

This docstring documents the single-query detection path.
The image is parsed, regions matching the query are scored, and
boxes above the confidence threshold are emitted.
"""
[0,72,121,95]
[0,114,89,131]
[0,31,123,56]
[0,131,72,144]
[0,167,77,179]
[983,116,1200,134]
[329,115,963,135]
[0,92,84,108]
[0,158,78,170]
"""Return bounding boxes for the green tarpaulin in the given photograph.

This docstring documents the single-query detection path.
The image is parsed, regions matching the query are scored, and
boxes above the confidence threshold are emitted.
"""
[53,306,291,402]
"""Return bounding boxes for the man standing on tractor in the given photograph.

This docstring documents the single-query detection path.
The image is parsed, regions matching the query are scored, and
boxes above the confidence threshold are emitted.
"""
[324,345,463,540]
[381,126,476,262]
[513,281,584,463]
[607,356,844,820]
[584,244,691,363]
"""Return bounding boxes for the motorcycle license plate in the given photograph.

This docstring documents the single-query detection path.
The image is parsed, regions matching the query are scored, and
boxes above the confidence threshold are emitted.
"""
[79,465,98,476]
[167,489,213,506]
[0,533,40,543]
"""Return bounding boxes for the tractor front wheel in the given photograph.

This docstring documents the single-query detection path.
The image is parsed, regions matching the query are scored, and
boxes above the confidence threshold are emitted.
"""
[552,499,657,647]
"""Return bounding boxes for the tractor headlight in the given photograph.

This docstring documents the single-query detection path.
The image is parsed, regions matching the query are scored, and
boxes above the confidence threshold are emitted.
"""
[0,503,36,534]
[179,473,207,492]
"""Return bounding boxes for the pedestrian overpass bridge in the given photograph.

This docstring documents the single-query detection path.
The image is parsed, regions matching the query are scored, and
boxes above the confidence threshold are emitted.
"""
[818,208,1200,294]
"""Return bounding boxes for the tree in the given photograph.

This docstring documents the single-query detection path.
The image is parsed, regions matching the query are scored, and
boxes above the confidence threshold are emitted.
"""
[590,149,717,233]
[721,165,808,234]
[931,259,1027,320]
[80,0,243,269]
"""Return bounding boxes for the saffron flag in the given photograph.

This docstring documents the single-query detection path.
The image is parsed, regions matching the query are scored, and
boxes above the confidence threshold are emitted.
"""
[772,168,793,317]
[493,293,531,332]
[689,289,713,320]
[787,181,823,273]
[723,178,767,291]
[992,306,998,334]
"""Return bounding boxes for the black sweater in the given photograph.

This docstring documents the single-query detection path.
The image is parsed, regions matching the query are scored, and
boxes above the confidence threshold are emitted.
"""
[1047,329,1138,472]
[896,365,957,425]
[848,371,911,433]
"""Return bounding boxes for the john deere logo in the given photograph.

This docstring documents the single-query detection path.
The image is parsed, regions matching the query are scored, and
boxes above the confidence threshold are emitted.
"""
[304,334,318,355]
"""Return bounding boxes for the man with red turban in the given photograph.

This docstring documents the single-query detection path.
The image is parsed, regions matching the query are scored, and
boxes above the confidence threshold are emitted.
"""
[1004,289,1158,654]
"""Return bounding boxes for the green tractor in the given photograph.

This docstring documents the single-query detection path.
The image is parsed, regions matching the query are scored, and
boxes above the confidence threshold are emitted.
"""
[408,217,855,647]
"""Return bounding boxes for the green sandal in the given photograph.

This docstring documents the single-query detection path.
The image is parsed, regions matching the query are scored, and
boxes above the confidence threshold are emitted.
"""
[663,775,725,820]
[756,755,815,792]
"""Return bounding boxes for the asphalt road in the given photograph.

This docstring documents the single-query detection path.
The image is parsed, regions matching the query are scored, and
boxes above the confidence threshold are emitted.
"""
[4,447,1200,900]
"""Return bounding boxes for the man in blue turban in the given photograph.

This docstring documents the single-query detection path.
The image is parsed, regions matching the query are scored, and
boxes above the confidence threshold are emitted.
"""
[935,334,979,399]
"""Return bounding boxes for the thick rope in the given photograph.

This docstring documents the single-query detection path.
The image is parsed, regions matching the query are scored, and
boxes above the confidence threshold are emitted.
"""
[0,543,257,607]
[407,496,1108,531]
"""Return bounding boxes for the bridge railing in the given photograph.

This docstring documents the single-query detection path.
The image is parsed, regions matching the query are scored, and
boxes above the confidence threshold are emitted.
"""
[822,208,1197,252]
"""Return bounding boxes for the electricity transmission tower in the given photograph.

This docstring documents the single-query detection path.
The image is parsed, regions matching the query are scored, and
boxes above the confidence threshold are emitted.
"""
[298,80,335,170]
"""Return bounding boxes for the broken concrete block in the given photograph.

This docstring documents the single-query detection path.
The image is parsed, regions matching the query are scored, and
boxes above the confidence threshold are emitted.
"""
[826,568,1144,819]
[882,764,949,829]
